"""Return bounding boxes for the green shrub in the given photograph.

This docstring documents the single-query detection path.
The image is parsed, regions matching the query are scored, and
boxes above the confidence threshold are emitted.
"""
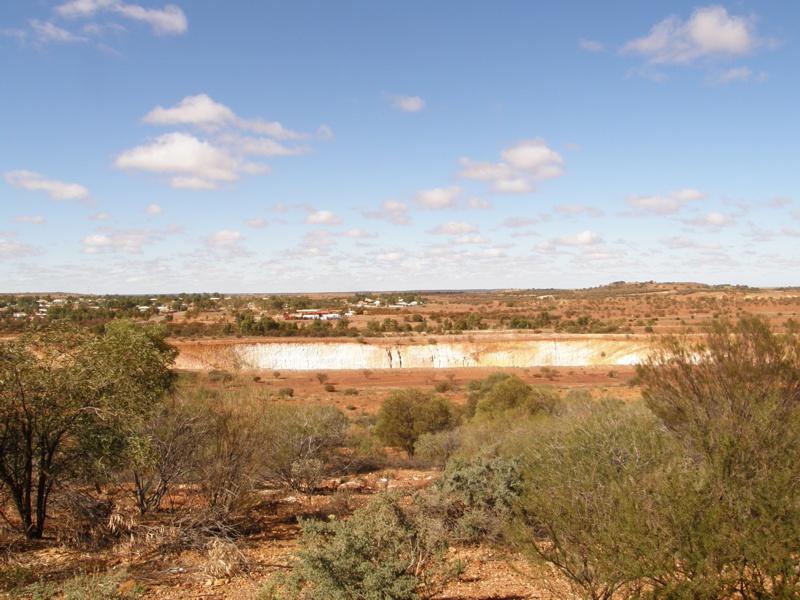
[324,383,336,393]
[208,369,234,383]
[374,389,453,456]
[288,491,450,599]
[277,387,294,398]
[414,429,461,467]
[510,401,677,600]
[426,455,522,543]
[260,404,348,492]
[342,388,359,396]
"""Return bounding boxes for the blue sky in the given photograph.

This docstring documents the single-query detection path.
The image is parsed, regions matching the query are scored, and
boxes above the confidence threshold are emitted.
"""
[1,1,798,294]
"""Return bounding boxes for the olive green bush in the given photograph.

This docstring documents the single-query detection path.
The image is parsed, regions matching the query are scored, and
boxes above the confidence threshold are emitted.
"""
[374,389,453,456]
[288,490,451,600]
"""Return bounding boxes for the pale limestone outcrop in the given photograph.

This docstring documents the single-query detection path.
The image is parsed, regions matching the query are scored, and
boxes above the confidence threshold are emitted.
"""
[173,336,652,371]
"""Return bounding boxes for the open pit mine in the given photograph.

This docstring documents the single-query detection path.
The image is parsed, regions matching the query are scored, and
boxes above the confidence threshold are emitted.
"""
[173,335,652,372]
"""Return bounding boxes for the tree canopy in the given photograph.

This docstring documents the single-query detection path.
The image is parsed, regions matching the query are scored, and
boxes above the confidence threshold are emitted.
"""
[0,320,175,538]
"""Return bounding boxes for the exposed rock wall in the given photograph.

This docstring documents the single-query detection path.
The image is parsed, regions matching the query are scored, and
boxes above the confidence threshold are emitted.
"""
[173,336,652,371]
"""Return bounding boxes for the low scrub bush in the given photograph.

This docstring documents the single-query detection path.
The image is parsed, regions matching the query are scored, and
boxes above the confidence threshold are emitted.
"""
[288,490,453,599]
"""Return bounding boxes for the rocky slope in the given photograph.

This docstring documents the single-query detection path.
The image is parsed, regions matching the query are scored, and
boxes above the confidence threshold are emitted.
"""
[173,335,652,371]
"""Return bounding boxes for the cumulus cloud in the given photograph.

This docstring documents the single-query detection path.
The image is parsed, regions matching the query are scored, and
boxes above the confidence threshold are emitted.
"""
[0,233,40,259]
[428,221,478,235]
[553,230,604,246]
[245,217,267,228]
[90,212,110,221]
[55,0,187,36]
[114,132,267,190]
[503,217,538,228]
[363,199,410,225]
[681,211,736,229]
[621,5,767,79]
[5,170,91,202]
[343,229,375,239]
[143,204,162,214]
[554,204,605,218]
[660,236,721,249]
[390,95,425,112]
[80,226,176,254]
[304,210,342,225]
[625,188,708,215]
[415,186,462,210]
[116,94,323,190]
[205,229,243,249]
[14,215,46,224]
[467,197,492,210]
[288,230,336,258]
[457,138,564,194]
[143,94,235,129]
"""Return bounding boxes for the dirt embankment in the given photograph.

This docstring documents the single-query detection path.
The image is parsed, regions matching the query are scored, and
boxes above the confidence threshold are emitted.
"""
[172,334,653,372]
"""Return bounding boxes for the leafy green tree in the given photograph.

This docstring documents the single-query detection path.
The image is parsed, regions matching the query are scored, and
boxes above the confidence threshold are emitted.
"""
[0,321,175,538]
[375,389,452,456]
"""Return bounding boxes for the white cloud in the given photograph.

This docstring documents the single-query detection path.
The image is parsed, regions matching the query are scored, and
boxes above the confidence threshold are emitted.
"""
[625,188,708,215]
[363,199,410,225]
[770,197,792,209]
[288,230,336,258]
[118,94,323,190]
[143,203,162,214]
[682,211,735,229]
[453,234,488,244]
[491,178,533,194]
[553,230,603,246]
[55,0,187,36]
[205,229,243,249]
[114,132,267,190]
[554,204,605,218]
[29,19,88,43]
[622,6,758,66]
[90,212,110,221]
[503,217,538,228]
[579,38,605,52]
[222,135,310,157]
[14,215,46,224]
[415,186,462,210]
[143,94,234,130]
[457,138,564,195]
[0,234,40,259]
[343,229,375,239]
[305,210,342,225]
[245,217,268,228]
[660,236,721,249]
[467,197,492,210]
[391,95,425,112]
[80,227,170,254]
[501,139,564,176]
[5,170,91,202]
[712,66,752,84]
[317,124,334,141]
[429,221,478,235]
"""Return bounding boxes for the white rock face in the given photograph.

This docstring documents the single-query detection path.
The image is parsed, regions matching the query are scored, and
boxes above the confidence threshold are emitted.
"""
[174,337,652,371]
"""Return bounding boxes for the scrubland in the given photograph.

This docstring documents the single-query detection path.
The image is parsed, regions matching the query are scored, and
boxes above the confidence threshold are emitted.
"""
[2,284,800,599]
